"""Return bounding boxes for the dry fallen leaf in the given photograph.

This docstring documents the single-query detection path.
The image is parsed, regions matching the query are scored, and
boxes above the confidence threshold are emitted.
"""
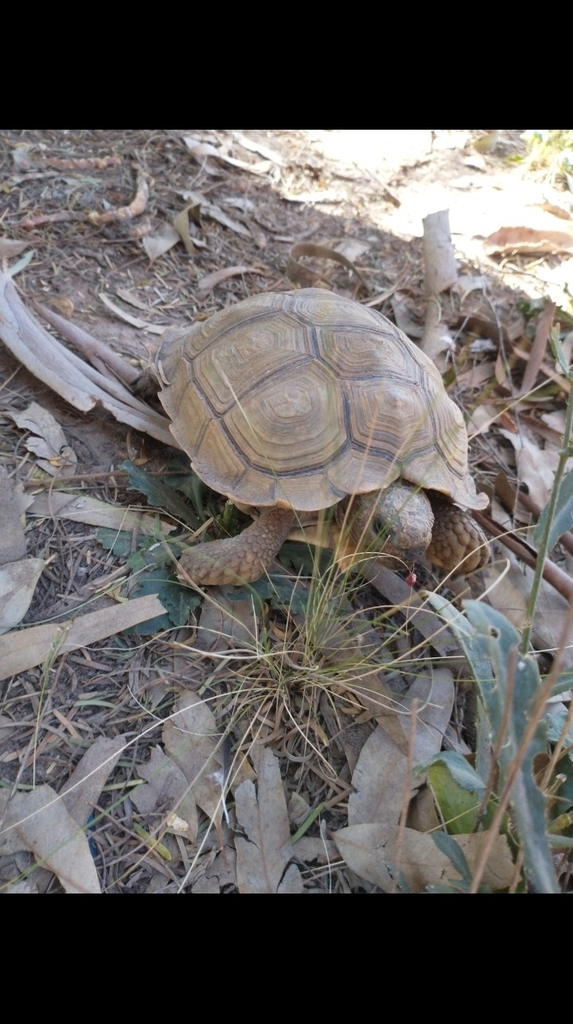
[99,292,165,334]
[235,746,303,893]
[134,745,198,842]
[3,785,101,893]
[9,402,77,476]
[348,723,415,830]
[162,693,224,826]
[61,735,126,826]
[0,271,173,446]
[0,593,167,681]
[484,225,573,256]
[197,265,260,293]
[28,490,176,537]
[498,427,560,509]
[0,470,30,564]
[0,557,46,635]
[141,223,181,263]
[334,823,514,892]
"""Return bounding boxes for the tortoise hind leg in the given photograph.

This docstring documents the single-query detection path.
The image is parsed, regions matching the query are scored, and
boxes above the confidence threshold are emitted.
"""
[177,507,298,586]
[426,495,490,573]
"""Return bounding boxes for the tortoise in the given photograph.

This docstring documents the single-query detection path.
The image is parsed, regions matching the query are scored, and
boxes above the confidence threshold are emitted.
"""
[154,288,489,586]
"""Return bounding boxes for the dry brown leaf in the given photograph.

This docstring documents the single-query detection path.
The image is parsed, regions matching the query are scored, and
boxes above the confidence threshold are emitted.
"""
[481,552,573,667]
[10,401,77,476]
[0,557,46,635]
[28,490,176,537]
[141,223,181,263]
[484,225,573,256]
[406,669,455,764]
[115,288,149,311]
[0,593,166,682]
[194,588,257,652]
[231,132,285,166]
[498,427,559,509]
[0,470,29,564]
[348,724,416,830]
[0,271,173,446]
[235,746,303,893]
[162,693,224,825]
[0,238,30,260]
[134,746,198,841]
[172,205,204,255]
[190,849,238,893]
[334,823,514,892]
[99,292,165,334]
[202,202,251,238]
[3,785,101,893]
[61,735,126,826]
[197,265,259,293]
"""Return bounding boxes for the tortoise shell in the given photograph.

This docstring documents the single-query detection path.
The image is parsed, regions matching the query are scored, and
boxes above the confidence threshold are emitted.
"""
[157,288,487,514]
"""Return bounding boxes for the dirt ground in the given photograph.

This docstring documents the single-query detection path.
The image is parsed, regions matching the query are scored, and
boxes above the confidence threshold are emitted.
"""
[1,129,572,894]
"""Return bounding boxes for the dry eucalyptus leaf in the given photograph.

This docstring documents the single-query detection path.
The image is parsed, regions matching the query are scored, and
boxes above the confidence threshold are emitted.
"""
[28,490,175,537]
[348,724,416,830]
[134,746,198,841]
[0,272,172,446]
[0,471,29,564]
[484,225,573,256]
[61,735,126,826]
[142,223,181,263]
[481,553,573,668]
[0,238,30,260]
[190,849,238,893]
[5,785,101,893]
[202,201,251,237]
[115,288,149,311]
[406,669,455,765]
[99,292,165,334]
[235,746,303,893]
[197,265,259,293]
[231,132,285,166]
[0,557,46,634]
[334,823,514,892]
[9,401,77,476]
[498,427,560,509]
[162,693,224,825]
[194,588,257,652]
[0,593,167,681]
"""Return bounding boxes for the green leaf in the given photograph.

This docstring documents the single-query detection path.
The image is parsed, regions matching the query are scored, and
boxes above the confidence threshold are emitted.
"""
[534,468,573,550]
[121,460,199,528]
[549,325,571,378]
[427,762,482,834]
[126,570,200,634]
[417,751,485,792]
[96,528,133,557]
[228,572,312,615]
[431,832,472,884]
[462,602,559,894]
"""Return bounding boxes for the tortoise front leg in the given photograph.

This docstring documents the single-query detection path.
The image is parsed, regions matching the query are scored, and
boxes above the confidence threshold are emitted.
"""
[426,495,490,573]
[177,507,298,586]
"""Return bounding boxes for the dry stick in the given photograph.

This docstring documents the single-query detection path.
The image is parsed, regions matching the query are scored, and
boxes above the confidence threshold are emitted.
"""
[88,166,149,226]
[421,210,458,364]
[474,510,573,602]
[520,299,556,396]
[30,299,141,384]
[0,271,173,447]
[20,164,148,230]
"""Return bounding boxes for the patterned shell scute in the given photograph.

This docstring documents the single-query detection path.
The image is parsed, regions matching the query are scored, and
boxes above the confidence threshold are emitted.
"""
[158,289,488,513]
